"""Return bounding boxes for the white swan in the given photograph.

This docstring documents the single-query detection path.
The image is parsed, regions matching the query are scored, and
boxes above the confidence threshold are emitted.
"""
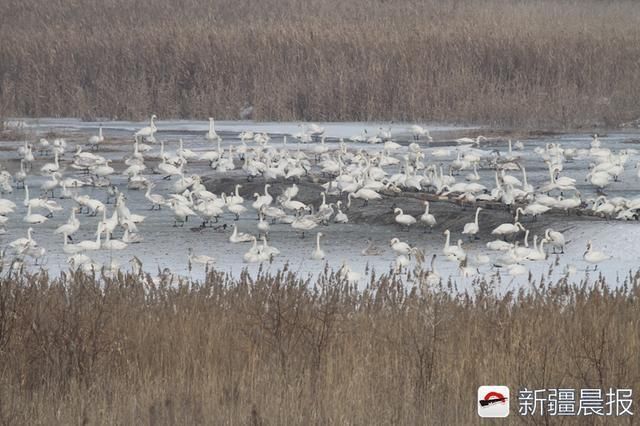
[291,215,318,238]
[135,114,157,140]
[101,231,127,251]
[443,230,466,261]
[76,224,103,251]
[14,159,27,188]
[311,232,326,260]
[281,196,307,212]
[144,182,166,210]
[229,224,254,243]
[226,201,247,221]
[227,184,244,205]
[62,234,84,255]
[23,205,48,224]
[423,254,441,287]
[260,236,280,258]
[168,199,195,226]
[88,125,104,149]
[334,201,349,223]
[352,187,382,206]
[455,135,487,146]
[486,240,514,251]
[544,228,565,254]
[525,236,548,261]
[24,184,63,215]
[394,208,416,230]
[586,170,611,192]
[54,207,80,239]
[491,221,524,239]
[205,117,219,141]
[243,237,268,263]
[9,227,35,252]
[122,224,144,244]
[523,202,551,220]
[252,184,273,210]
[410,125,433,141]
[157,157,182,178]
[462,207,482,239]
[188,248,216,266]
[583,241,610,270]
[40,151,60,175]
[390,237,412,256]
[419,201,436,230]
[339,262,361,283]
[395,255,411,272]
[257,210,270,236]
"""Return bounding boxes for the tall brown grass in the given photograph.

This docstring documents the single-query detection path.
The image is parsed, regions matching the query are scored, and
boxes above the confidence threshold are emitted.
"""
[1,0,640,128]
[0,263,638,424]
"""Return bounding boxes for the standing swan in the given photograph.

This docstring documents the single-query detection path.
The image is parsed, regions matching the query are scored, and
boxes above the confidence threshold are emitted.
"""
[420,201,436,231]
[544,228,565,254]
[394,208,416,231]
[88,125,104,149]
[443,230,466,261]
[492,221,525,241]
[135,114,157,141]
[311,232,326,260]
[462,207,482,239]
[205,117,219,142]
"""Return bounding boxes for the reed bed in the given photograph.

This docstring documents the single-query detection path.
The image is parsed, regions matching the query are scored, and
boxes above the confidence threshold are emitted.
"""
[0,263,638,424]
[1,0,640,128]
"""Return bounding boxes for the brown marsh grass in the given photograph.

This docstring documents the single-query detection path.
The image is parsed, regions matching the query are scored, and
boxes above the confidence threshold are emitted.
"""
[1,0,640,128]
[0,263,638,424]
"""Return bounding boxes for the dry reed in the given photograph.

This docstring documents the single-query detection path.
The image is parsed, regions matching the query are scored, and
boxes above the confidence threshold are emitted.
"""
[0,263,638,424]
[1,0,640,128]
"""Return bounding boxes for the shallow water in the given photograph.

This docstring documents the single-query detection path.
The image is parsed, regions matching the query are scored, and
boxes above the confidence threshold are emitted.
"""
[2,119,640,288]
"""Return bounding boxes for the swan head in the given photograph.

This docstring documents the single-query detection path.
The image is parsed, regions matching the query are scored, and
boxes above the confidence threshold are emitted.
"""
[151,114,157,120]
[390,238,399,245]
[393,208,402,214]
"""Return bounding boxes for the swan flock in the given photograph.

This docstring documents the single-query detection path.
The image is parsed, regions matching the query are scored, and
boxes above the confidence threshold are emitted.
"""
[0,117,627,282]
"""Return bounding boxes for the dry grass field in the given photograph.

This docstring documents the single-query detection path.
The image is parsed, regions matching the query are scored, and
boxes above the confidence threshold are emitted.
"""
[0,264,638,424]
[1,0,640,127]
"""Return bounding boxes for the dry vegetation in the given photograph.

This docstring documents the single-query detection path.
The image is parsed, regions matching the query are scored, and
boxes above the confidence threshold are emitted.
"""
[1,0,640,127]
[0,263,638,424]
